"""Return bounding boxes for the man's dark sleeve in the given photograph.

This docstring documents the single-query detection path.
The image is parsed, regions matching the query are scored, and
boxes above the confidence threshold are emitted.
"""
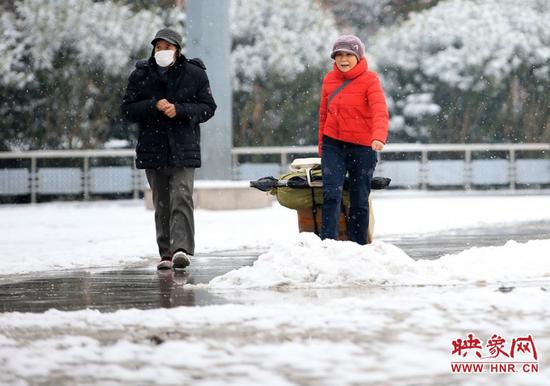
[174,71,217,123]
[120,70,158,123]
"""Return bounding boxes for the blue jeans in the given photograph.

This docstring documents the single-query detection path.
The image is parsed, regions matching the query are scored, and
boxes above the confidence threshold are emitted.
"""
[320,136,377,245]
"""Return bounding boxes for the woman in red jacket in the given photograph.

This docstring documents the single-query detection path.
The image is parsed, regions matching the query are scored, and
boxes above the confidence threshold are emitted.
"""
[318,35,389,245]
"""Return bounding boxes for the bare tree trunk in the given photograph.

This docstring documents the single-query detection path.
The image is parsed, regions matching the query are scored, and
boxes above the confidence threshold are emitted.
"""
[238,98,252,146]
[461,106,470,142]
[506,75,521,141]
[251,83,267,146]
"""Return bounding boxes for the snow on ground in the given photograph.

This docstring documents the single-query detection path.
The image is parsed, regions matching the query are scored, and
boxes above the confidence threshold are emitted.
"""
[205,233,550,289]
[1,191,550,385]
[1,191,550,275]
[0,286,548,385]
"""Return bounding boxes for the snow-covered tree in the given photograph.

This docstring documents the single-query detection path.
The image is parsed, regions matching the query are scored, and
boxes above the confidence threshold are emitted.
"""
[231,0,338,91]
[1,0,337,150]
[3,0,548,151]
[320,0,441,38]
[230,0,338,146]
[0,0,182,150]
[0,0,170,87]
[373,0,550,143]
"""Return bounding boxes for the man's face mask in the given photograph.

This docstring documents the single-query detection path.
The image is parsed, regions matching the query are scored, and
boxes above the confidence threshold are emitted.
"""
[155,50,175,67]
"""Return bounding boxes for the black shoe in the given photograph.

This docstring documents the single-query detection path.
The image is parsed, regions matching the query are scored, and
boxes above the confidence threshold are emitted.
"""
[172,251,191,269]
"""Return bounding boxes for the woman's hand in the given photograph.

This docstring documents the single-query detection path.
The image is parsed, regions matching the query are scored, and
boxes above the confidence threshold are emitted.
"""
[371,140,384,152]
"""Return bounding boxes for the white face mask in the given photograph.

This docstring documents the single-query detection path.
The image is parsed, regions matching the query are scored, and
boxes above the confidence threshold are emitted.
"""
[154,50,175,67]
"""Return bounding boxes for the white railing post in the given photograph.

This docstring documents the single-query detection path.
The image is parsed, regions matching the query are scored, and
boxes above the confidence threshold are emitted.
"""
[421,149,428,190]
[132,155,139,200]
[376,151,383,177]
[232,152,240,180]
[464,149,472,190]
[281,152,288,174]
[83,156,90,200]
[509,148,516,190]
[30,156,37,204]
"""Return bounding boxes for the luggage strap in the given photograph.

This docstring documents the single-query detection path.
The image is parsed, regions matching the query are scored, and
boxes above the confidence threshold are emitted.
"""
[327,79,353,108]
[305,168,322,188]
[310,188,319,235]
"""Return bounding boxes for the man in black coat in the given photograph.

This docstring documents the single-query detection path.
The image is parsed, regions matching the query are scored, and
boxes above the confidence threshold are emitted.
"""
[121,28,217,270]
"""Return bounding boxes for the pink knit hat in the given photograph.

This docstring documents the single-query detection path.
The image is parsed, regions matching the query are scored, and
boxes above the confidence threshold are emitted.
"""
[330,35,365,60]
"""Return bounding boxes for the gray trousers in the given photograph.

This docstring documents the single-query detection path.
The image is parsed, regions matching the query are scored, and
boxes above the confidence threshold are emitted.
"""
[145,168,195,258]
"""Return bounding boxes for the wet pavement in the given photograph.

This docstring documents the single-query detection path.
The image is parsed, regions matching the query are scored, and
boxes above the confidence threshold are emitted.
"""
[1,221,549,313]
[383,220,550,260]
[0,251,261,313]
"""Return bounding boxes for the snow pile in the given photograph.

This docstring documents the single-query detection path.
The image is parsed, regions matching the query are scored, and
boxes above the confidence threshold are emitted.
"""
[418,239,550,283]
[207,233,415,288]
[2,194,550,276]
[207,233,550,289]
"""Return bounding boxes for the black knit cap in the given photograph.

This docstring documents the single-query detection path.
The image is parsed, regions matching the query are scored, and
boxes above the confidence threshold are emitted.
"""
[151,28,183,48]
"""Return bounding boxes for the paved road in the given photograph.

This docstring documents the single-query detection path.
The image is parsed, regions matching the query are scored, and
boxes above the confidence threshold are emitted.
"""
[1,221,549,313]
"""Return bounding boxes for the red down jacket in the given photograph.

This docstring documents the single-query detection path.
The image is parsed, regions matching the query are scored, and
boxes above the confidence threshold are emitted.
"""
[318,57,389,155]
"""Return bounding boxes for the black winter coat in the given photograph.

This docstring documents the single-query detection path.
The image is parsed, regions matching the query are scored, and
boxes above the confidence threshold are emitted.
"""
[121,54,217,169]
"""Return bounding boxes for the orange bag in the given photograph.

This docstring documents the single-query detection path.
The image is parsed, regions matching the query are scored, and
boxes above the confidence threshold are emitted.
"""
[296,197,374,243]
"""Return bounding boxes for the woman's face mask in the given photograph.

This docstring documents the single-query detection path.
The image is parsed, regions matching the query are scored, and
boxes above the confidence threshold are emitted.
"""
[155,50,175,67]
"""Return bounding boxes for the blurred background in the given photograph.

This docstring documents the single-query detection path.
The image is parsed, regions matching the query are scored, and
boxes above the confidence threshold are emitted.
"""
[1,0,548,151]
[0,0,549,202]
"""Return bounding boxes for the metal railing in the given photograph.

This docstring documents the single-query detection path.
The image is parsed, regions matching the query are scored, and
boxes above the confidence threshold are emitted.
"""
[1,143,549,203]
[0,149,140,203]
[232,142,550,165]
[231,143,550,190]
